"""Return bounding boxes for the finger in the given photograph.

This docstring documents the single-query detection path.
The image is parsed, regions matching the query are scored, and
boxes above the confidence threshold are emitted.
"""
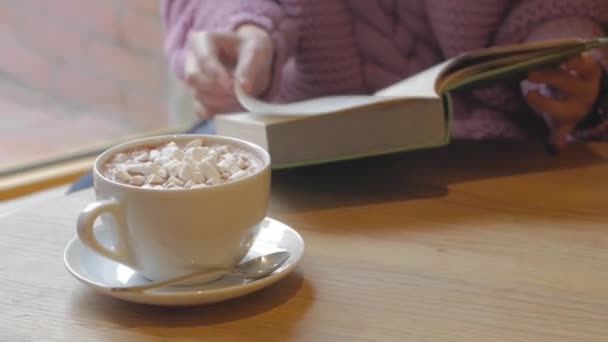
[235,41,272,93]
[186,63,233,95]
[561,56,602,101]
[234,43,259,93]
[193,101,212,119]
[194,100,237,119]
[193,90,238,112]
[192,81,233,97]
[565,53,602,81]
[528,69,583,93]
[550,121,577,152]
[189,32,233,90]
[526,90,570,119]
[563,54,585,76]
[198,101,240,116]
[184,50,211,88]
[194,90,234,107]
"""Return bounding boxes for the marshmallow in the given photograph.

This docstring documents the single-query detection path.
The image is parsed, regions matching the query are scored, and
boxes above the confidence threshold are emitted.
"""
[149,149,161,159]
[185,146,208,161]
[208,150,219,162]
[198,160,221,180]
[191,171,205,184]
[186,139,203,148]
[134,152,149,162]
[228,165,241,175]
[146,174,164,185]
[183,157,196,169]
[206,177,221,185]
[217,154,237,171]
[167,176,184,187]
[237,159,248,169]
[126,162,159,175]
[153,156,169,165]
[167,161,182,178]
[228,170,248,181]
[178,163,193,181]
[201,155,217,166]
[169,148,184,161]
[129,175,145,186]
[162,146,184,161]
[114,153,128,163]
[163,159,179,169]
[113,169,130,183]
[156,167,168,179]
[104,139,257,189]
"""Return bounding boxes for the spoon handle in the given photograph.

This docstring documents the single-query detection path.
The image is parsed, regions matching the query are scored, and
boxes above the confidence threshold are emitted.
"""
[110,269,226,292]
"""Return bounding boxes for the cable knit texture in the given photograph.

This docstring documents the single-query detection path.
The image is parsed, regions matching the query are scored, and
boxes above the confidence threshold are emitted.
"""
[162,0,608,140]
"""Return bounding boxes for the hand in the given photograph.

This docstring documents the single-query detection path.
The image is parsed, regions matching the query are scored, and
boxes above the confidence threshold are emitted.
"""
[184,25,274,118]
[524,53,603,150]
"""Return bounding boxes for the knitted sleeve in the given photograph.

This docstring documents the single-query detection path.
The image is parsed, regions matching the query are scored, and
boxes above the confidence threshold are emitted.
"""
[161,0,299,97]
[494,0,608,45]
[265,0,366,102]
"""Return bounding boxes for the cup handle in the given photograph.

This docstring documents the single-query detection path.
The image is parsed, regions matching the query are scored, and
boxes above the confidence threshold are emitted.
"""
[77,198,134,267]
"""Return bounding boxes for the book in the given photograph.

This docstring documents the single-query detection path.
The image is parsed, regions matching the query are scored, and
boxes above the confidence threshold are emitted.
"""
[215,38,608,169]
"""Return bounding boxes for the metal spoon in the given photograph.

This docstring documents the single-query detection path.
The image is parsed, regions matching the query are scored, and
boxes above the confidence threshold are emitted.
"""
[110,251,290,292]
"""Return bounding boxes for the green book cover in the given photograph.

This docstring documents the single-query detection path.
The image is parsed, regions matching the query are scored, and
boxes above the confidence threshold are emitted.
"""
[441,37,608,93]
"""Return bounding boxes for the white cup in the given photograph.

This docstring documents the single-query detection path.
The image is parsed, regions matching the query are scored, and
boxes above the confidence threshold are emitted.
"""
[76,134,271,283]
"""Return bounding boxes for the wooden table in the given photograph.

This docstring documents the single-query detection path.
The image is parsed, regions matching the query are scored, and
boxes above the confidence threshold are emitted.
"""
[2,141,608,341]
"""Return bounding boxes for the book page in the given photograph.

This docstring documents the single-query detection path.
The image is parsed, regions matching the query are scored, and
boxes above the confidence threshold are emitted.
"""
[435,48,563,92]
[439,39,584,77]
[235,84,394,116]
[234,37,608,116]
[374,61,447,98]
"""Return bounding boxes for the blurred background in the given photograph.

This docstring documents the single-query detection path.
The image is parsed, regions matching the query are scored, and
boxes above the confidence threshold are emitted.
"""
[0,0,195,175]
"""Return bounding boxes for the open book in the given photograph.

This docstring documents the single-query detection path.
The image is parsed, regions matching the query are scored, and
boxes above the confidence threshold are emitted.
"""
[215,38,608,169]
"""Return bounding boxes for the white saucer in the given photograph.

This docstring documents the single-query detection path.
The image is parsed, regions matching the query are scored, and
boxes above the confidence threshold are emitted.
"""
[64,217,305,306]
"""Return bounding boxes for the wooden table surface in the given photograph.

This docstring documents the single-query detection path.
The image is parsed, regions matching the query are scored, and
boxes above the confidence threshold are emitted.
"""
[2,141,608,341]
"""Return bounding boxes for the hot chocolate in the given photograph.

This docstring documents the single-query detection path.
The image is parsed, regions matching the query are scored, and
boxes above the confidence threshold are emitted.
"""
[102,138,260,189]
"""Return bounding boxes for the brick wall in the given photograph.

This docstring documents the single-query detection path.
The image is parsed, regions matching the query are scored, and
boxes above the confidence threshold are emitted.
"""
[0,0,170,130]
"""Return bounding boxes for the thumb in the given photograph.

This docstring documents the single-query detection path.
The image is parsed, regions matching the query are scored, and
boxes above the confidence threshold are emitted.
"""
[234,43,258,93]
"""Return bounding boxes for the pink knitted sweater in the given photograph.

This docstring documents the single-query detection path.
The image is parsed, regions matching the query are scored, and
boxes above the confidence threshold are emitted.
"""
[162,0,608,140]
